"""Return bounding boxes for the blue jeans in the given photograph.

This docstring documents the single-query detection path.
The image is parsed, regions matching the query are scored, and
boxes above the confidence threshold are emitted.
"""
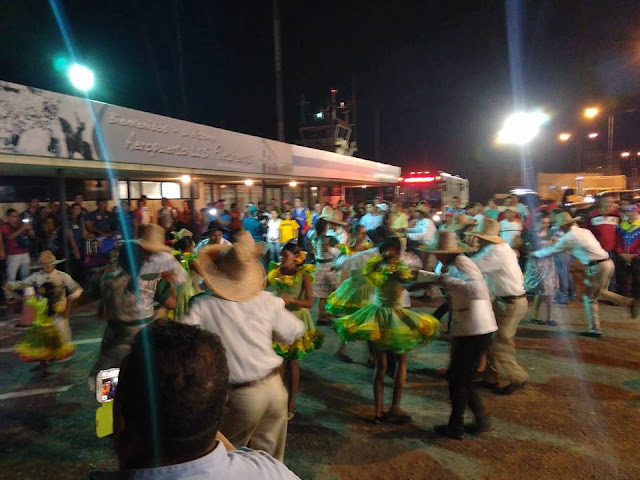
[268,241,281,263]
[554,253,575,303]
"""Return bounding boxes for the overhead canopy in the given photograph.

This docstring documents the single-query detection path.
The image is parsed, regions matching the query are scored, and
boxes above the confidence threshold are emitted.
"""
[0,81,400,184]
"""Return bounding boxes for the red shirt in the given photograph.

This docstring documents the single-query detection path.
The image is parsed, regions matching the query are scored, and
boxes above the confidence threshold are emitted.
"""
[0,223,29,255]
[587,208,620,251]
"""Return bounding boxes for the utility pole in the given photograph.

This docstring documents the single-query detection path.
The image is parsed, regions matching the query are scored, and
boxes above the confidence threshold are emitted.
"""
[272,0,285,142]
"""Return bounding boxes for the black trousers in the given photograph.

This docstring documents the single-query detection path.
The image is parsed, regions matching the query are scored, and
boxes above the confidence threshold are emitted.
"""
[447,332,493,433]
[615,257,640,299]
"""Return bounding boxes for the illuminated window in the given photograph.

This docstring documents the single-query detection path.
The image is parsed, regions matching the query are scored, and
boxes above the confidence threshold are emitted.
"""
[161,182,182,199]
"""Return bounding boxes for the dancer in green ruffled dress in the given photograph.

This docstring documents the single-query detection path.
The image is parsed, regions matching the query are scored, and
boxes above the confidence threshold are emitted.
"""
[333,237,440,424]
[170,229,201,320]
[269,242,323,419]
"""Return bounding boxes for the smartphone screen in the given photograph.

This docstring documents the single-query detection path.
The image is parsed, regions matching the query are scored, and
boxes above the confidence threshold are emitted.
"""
[96,368,120,403]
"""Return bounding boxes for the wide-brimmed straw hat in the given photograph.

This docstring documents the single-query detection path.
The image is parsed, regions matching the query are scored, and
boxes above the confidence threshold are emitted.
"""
[136,224,172,253]
[419,230,475,254]
[34,250,65,268]
[464,217,506,244]
[554,211,579,228]
[318,206,348,226]
[196,230,266,302]
[448,213,476,231]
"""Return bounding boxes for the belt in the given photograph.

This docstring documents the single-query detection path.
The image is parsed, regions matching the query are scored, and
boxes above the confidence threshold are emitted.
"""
[498,294,526,303]
[229,367,280,390]
[107,317,153,328]
[588,258,610,267]
[316,258,332,264]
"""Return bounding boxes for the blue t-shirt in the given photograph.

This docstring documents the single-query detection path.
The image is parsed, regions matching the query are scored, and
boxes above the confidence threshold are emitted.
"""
[88,209,112,234]
[243,216,265,242]
[114,210,137,239]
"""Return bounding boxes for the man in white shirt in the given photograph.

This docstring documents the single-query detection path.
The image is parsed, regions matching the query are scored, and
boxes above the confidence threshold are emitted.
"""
[407,204,436,246]
[419,231,497,440]
[90,321,300,480]
[358,203,384,232]
[157,197,177,234]
[499,208,523,248]
[137,224,188,286]
[182,232,304,461]
[465,218,529,394]
[266,209,282,263]
[534,212,634,338]
[195,224,232,254]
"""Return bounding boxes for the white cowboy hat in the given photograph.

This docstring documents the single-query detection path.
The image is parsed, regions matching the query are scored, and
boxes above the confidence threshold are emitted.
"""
[136,224,172,253]
[554,211,579,228]
[318,206,348,226]
[419,230,475,254]
[464,217,506,244]
[32,250,65,269]
[196,230,266,302]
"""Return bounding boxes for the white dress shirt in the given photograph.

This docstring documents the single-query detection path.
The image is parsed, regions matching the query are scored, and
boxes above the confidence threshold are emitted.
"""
[437,255,497,337]
[139,251,188,285]
[534,225,609,265]
[407,218,436,244]
[468,243,525,297]
[499,219,523,247]
[8,269,83,300]
[182,291,305,384]
[358,213,384,231]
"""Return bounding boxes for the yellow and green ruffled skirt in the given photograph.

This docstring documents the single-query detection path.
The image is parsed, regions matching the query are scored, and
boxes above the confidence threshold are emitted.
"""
[333,304,440,354]
[14,324,75,362]
[274,307,324,360]
[326,274,375,316]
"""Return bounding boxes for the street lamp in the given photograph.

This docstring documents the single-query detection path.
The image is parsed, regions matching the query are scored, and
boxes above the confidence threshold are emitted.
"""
[584,107,599,119]
[68,64,94,92]
[496,110,550,145]
[588,132,599,139]
[558,132,572,142]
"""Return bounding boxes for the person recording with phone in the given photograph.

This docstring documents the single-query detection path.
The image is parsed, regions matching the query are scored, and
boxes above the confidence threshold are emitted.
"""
[1,208,35,283]
[90,321,300,479]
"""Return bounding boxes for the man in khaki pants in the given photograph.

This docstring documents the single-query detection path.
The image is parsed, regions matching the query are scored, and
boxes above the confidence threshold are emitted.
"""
[182,232,304,461]
[465,218,529,394]
[534,212,634,338]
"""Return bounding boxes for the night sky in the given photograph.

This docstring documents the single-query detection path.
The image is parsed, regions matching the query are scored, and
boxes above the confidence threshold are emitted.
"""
[1,0,639,199]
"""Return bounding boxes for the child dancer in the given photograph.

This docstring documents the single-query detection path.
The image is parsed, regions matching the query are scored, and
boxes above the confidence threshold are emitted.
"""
[171,229,201,320]
[310,218,339,324]
[14,283,75,377]
[333,238,440,424]
[269,243,323,419]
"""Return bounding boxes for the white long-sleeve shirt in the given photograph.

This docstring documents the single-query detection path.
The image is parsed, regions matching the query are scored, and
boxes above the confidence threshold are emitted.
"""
[468,243,525,297]
[534,225,608,266]
[8,269,83,300]
[139,251,189,285]
[406,218,436,244]
[437,255,497,337]
[181,291,305,384]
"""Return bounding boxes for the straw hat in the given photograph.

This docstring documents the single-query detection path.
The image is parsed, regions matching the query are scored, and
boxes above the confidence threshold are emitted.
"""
[173,228,193,239]
[136,224,172,253]
[418,230,475,254]
[554,211,579,228]
[464,217,506,244]
[448,213,476,231]
[319,206,348,226]
[196,230,266,302]
[35,250,65,268]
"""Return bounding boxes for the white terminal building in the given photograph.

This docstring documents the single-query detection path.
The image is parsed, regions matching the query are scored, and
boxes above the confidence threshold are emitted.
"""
[0,81,400,212]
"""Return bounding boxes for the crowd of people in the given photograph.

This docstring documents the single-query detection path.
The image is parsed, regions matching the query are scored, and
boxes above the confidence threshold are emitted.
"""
[1,189,638,478]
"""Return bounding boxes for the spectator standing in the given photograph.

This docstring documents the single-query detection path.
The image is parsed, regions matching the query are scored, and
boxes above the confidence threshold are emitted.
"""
[243,204,266,243]
[21,197,40,259]
[134,196,153,234]
[444,196,466,215]
[86,199,113,237]
[292,197,312,249]
[484,199,501,221]
[279,212,299,245]
[229,203,243,234]
[157,197,178,235]
[177,200,198,230]
[67,203,89,285]
[358,203,384,233]
[587,194,620,292]
[1,208,35,283]
[311,202,323,226]
[499,207,523,248]
[267,210,282,262]
[73,194,90,219]
[115,200,138,240]
[615,204,640,318]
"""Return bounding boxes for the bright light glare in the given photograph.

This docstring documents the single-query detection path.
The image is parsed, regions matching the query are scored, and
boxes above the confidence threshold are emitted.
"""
[180,175,191,184]
[68,64,94,91]
[310,186,318,191]
[432,214,441,222]
[496,110,550,145]
[361,185,367,189]
[208,208,217,216]
[621,152,631,158]
[584,107,599,119]
[588,132,599,139]
[289,181,297,187]
[244,179,254,186]
[558,132,572,142]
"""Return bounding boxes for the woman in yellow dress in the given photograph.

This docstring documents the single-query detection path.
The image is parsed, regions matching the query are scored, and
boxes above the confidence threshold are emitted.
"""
[269,242,323,419]
[334,237,440,424]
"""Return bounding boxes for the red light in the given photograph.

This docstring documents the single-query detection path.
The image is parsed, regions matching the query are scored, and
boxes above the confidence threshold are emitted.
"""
[404,176,435,183]
[330,89,338,94]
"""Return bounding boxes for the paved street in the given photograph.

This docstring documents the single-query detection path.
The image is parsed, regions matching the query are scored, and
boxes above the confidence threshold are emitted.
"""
[1,297,639,479]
